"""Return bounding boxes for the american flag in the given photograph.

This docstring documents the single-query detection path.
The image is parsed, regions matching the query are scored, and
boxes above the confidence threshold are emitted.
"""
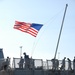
[14,21,43,37]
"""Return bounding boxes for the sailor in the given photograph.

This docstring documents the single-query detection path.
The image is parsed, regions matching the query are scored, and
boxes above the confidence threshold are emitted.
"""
[30,57,34,69]
[60,57,66,70]
[19,56,24,68]
[67,58,72,70]
[6,57,10,66]
[23,52,30,69]
[73,56,75,71]
[26,55,30,69]
[51,58,56,70]
[1,56,10,71]
[51,58,59,70]
[55,59,59,70]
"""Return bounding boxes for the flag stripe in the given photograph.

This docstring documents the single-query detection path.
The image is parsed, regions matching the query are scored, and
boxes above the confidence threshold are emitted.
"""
[27,27,38,37]
[14,21,43,37]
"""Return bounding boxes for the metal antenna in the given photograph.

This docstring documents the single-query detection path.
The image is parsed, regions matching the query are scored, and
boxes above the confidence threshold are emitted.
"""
[20,46,22,57]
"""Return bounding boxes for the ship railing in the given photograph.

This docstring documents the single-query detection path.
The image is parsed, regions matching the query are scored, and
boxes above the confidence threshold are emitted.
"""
[12,58,73,71]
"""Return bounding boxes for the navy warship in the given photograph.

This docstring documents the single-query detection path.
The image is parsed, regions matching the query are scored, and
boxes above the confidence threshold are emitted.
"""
[0,48,75,75]
[0,4,75,75]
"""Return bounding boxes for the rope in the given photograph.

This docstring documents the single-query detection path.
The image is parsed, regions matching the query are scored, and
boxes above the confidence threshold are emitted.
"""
[31,8,65,57]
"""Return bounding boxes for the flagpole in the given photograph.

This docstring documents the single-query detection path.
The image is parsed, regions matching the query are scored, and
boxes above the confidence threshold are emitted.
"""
[54,4,68,59]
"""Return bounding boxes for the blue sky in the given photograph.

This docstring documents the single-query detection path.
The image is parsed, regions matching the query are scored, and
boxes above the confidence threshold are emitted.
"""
[0,0,75,61]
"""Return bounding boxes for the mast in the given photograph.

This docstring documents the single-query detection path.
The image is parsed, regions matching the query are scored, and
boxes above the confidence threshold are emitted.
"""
[54,4,68,59]
[20,46,22,57]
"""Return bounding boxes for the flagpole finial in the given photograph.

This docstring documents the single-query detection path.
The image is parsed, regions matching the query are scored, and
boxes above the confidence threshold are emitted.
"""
[66,4,68,7]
